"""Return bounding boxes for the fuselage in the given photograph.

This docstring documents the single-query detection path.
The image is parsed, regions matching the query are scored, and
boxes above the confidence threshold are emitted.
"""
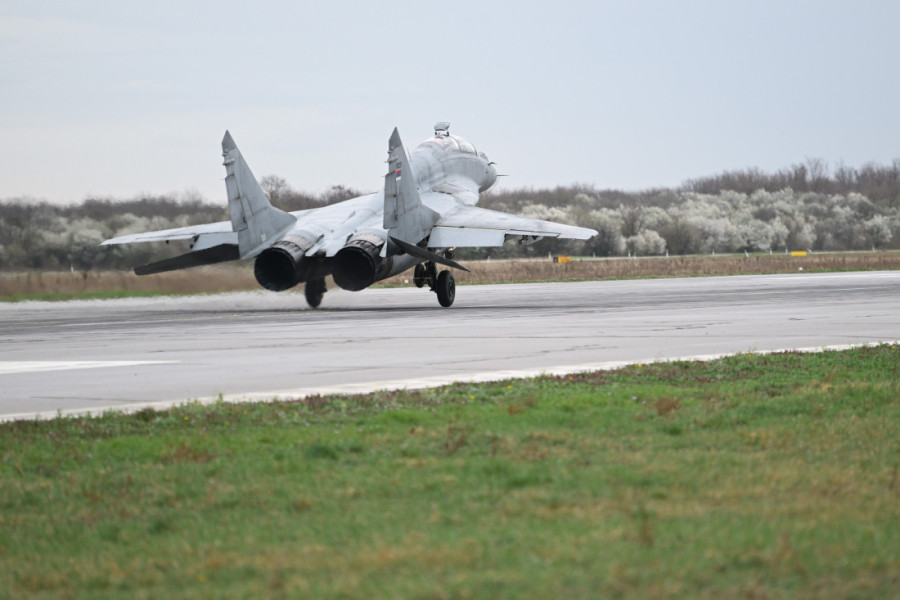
[410,132,498,199]
[101,124,594,308]
[253,130,497,292]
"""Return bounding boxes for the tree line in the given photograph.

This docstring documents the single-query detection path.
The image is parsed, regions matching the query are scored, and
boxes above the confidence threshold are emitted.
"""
[1,159,898,272]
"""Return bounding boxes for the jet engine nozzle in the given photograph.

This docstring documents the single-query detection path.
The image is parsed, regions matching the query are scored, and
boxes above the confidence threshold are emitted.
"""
[332,234,388,291]
[254,234,317,291]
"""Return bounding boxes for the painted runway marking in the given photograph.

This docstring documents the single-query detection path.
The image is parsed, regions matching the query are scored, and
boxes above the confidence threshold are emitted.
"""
[0,361,176,375]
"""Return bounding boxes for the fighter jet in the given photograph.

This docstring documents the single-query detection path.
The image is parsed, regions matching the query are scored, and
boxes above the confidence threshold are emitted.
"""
[102,123,597,308]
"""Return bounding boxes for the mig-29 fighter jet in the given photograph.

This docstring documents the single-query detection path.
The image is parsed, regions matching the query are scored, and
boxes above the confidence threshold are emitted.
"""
[102,123,597,308]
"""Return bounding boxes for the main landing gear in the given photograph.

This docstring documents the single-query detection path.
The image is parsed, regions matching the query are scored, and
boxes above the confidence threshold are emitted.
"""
[305,278,326,309]
[414,261,456,307]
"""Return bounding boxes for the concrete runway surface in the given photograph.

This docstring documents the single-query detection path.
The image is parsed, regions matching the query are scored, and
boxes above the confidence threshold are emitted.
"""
[1,271,898,420]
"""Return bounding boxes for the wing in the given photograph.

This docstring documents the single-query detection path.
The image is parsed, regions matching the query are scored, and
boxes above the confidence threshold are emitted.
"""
[427,205,597,248]
[100,220,241,275]
[100,131,311,275]
[101,220,236,247]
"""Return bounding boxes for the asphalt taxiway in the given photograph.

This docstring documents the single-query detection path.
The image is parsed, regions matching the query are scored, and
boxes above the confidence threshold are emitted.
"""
[1,271,898,420]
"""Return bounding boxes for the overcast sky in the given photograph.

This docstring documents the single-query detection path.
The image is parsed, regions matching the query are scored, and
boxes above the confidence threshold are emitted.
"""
[2,0,899,204]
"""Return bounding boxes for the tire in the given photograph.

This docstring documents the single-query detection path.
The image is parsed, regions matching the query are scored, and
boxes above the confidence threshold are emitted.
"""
[305,278,326,308]
[413,263,427,288]
[436,270,455,307]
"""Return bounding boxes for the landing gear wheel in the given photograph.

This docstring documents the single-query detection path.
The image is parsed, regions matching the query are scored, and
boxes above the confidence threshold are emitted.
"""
[413,263,427,288]
[305,278,326,309]
[436,270,455,308]
[424,261,438,290]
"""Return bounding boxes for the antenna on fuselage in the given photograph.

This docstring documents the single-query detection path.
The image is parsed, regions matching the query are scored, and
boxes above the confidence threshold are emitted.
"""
[434,122,450,137]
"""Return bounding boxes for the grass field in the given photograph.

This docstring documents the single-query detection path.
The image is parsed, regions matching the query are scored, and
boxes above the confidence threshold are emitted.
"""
[2,251,899,301]
[2,346,898,598]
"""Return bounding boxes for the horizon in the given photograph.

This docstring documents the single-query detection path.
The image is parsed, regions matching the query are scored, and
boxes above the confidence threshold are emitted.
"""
[3,154,897,207]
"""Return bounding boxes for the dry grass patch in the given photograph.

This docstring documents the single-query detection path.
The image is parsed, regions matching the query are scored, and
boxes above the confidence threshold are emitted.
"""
[0,265,259,299]
[2,251,899,300]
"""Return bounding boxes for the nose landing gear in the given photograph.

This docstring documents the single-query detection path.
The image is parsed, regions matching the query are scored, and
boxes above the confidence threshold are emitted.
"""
[413,263,428,288]
[305,278,326,308]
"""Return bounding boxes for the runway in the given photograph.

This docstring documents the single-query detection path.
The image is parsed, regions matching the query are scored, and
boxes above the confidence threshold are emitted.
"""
[1,271,898,420]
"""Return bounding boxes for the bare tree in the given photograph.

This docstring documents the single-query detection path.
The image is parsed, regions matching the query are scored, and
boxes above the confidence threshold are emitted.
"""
[805,157,829,193]
[260,175,290,206]
[833,160,857,192]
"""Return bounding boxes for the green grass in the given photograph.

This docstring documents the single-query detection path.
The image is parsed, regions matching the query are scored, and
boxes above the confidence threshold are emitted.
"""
[2,346,899,599]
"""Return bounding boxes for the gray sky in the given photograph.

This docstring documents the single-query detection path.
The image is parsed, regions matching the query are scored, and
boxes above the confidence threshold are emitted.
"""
[2,0,898,204]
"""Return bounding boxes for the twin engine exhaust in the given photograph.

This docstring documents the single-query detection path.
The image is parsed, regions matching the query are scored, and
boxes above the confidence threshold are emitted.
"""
[254,233,417,293]
[332,234,391,291]
[253,234,318,291]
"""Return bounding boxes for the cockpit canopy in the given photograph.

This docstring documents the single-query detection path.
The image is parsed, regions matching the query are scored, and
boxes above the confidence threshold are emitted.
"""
[419,122,490,161]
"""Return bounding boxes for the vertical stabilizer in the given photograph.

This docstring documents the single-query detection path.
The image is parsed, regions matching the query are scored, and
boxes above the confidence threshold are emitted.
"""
[383,128,438,245]
[222,131,296,259]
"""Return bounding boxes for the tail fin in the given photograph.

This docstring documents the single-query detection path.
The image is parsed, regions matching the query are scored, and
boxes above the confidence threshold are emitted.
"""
[383,127,438,245]
[222,131,296,259]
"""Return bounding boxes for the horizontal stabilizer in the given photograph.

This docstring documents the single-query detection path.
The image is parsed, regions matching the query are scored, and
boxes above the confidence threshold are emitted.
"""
[390,236,470,272]
[134,244,240,276]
